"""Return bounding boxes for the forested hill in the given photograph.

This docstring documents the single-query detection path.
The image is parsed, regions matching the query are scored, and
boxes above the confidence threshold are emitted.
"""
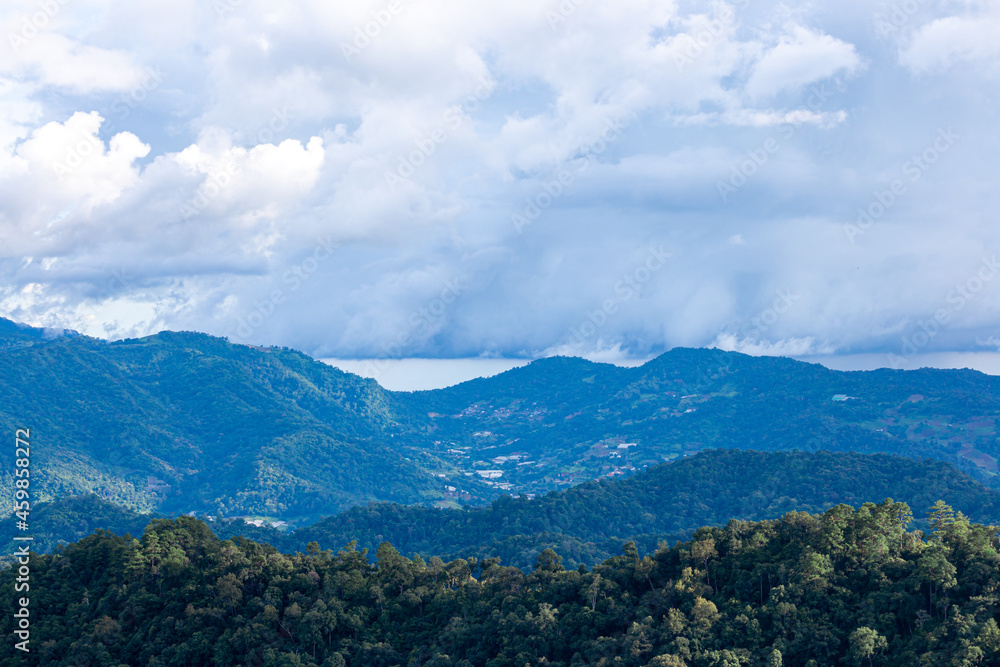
[243,449,1000,568]
[4,316,1000,523]
[0,319,489,520]
[10,449,998,572]
[394,347,1000,496]
[3,502,999,665]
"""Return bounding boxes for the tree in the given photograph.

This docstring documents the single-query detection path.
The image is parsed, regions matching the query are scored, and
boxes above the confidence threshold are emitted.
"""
[534,548,564,574]
[849,627,887,667]
[928,500,957,536]
[691,537,718,591]
[216,573,244,616]
[914,543,957,618]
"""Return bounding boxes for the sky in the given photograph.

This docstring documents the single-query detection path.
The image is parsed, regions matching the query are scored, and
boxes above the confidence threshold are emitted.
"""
[2,0,999,384]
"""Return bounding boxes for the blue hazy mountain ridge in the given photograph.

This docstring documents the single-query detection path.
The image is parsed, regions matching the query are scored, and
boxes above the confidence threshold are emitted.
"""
[0,321,466,520]
[393,348,1000,494]
[1,317,999,525]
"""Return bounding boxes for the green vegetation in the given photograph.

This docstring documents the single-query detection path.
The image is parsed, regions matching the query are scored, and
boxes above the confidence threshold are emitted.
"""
[5,319,1000,664]
[399,349,1000,495]
[0,322,485,522]
[5,317,1000,523]
[0,494,162,565]
[3,501,999,665]
[223,448,1000,569]
[10,450,999,575]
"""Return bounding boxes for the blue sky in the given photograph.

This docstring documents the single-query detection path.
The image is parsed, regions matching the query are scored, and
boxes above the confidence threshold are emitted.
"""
[2,0,999,381]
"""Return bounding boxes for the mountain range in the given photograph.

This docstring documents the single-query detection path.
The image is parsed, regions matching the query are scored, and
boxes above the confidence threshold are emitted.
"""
[2,316,999,527]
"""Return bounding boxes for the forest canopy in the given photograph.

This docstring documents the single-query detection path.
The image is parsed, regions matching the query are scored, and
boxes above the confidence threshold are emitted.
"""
[2,500,998,666]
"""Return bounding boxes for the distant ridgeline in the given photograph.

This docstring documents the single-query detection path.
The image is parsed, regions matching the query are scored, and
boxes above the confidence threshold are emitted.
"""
[1,501,998,665]
[1,316,1000,524]
[4,449,999,571]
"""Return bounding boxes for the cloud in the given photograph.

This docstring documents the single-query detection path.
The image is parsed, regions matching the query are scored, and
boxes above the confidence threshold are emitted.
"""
[744,24,862,100]
[14,111,149,209]
[711,333,836,357]
[0,0,997,365]
[678,108,848,127]
[3,25,146,94]
[899,4,1000,73]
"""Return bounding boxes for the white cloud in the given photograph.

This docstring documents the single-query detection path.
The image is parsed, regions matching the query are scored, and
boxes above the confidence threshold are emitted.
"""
[899,6,1000,73]
[3,28,146,93]
[745,24,861,99]
[14,112,149,209]
[0,0,997,364]
[678,108,848,127]
[711,333,837,357]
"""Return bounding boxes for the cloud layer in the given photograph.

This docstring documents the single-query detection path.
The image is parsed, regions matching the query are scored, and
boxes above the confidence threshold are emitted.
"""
[1,0,998,366]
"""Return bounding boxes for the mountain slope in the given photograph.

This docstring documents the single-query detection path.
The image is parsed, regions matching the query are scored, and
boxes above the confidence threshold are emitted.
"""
[275,448,1000,567]
[394,347,1000,493]
[11,449,998,571]
[5,316,1000,521]
[0,323,492,521]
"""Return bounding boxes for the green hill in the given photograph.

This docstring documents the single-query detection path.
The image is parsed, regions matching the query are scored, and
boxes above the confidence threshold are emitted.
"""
[395,348,1000,494]
[3,501,999,665]
[0,323,488,522]
[12,450,998,573]
[4,317,1000,524]
[264,448,1000,568]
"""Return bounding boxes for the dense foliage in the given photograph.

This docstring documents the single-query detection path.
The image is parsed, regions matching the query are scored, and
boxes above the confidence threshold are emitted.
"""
[398,349,1000,495]
[2,502,999,666]
[0,494,162,567]
[270,449,1000,569]
[10,450,999,572]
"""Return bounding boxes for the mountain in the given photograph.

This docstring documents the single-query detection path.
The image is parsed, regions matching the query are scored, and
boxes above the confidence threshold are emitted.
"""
[393,348,1000,494]
[3,502,998,665]
[0,321,494,522]
[10,449,999,572]
[3,316,1000,523]
[230,448,1000,568]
